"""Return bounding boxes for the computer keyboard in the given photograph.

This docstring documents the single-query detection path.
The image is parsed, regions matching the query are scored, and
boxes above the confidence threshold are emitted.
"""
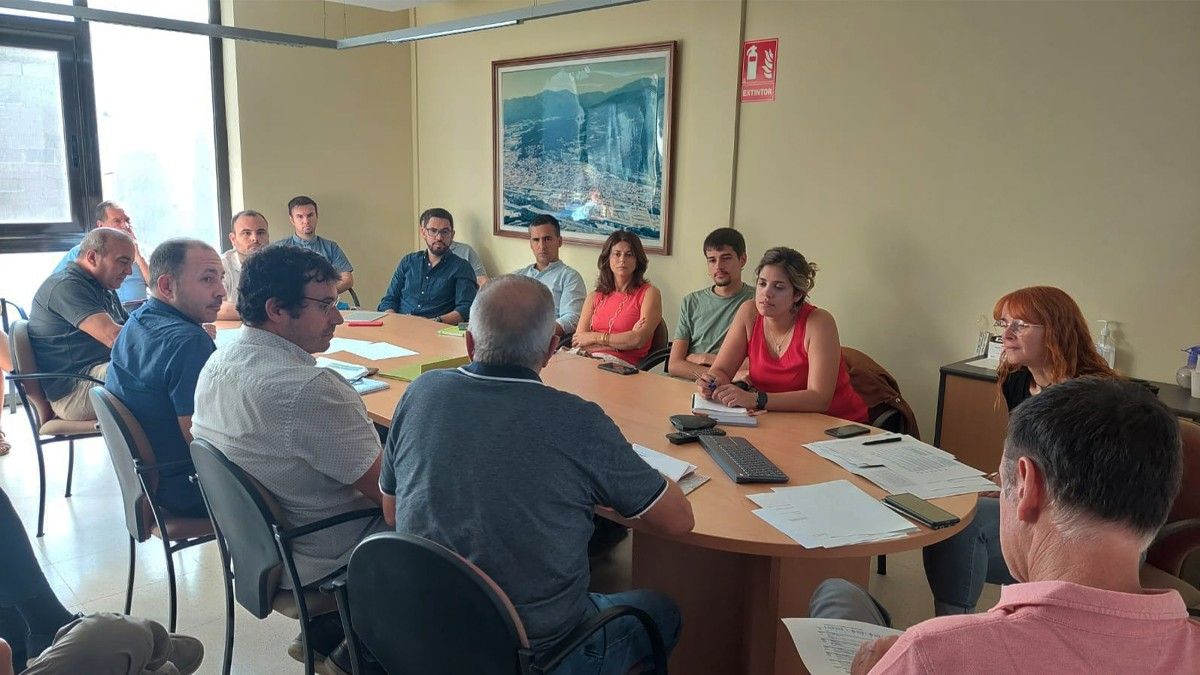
[698,435,789,484]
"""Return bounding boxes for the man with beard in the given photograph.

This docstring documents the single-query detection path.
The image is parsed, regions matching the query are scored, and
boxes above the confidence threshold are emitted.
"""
[217,210,270,320]
[377,207,478,324]
[667,227,755,380]
[106,239,225,517]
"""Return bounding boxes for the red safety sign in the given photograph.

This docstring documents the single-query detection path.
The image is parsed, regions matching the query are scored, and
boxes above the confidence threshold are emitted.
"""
[740,38,778,102]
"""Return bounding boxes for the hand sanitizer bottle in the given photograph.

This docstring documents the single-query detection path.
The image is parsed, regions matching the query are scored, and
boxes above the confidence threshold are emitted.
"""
[1095,320,1116,369]
[1177,346,1200,389]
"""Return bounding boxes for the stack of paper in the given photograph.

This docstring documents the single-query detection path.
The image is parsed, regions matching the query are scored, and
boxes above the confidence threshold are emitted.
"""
[340,310,386,322]
[691,393,758,427]
[632,444,711,495]
[378,355,471,382]
[314,357,390,396]
[805,435,997,499]
[748,480,918,547]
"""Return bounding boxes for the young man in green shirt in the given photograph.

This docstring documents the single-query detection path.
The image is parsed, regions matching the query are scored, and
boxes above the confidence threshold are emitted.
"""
[667,228,755,380]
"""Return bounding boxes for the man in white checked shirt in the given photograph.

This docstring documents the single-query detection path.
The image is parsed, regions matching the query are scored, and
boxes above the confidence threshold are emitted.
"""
[192,245,384,674]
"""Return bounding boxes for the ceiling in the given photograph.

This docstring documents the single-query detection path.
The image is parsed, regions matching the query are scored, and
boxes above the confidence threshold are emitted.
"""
[331,0,441,12]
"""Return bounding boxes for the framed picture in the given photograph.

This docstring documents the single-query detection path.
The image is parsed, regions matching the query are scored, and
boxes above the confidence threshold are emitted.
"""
[492,41,676,254]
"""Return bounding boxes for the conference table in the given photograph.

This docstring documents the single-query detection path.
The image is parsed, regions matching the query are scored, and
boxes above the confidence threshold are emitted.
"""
[219,313,978,674]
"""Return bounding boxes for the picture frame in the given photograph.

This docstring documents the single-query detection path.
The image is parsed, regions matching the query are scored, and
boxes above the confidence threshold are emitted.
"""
[492,41,676,254]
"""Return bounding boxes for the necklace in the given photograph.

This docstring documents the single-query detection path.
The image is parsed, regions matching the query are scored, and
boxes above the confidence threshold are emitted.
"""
[764,321,794,356]
[599,291,632,333]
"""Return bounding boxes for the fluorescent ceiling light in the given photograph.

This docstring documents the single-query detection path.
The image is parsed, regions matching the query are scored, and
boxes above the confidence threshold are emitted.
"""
[387,19,518,44]
[0,0,645,49]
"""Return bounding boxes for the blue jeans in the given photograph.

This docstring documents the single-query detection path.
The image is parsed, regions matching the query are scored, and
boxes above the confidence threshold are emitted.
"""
[549,590,680,675]
[921,496,1016,615]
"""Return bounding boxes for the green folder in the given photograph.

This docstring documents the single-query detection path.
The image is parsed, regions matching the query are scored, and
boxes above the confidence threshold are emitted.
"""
[437,326,467,337]
[378,355,470,382]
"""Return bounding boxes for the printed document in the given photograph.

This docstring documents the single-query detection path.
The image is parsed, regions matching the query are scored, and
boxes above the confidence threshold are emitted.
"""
[782,618,902,675]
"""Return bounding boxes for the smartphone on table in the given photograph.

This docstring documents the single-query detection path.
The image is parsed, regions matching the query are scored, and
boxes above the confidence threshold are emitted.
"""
[883,493,961,529]
[598,361,638,376]
[825,424,870,439]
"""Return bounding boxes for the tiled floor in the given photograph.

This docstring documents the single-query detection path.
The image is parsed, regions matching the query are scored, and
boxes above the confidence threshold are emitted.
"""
[0,403,997,673]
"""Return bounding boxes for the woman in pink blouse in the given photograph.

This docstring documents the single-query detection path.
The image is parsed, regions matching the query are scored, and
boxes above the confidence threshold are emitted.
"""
[573,231,662,366]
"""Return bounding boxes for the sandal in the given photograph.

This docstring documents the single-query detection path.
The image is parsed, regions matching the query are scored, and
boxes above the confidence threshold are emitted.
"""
[0,429,9,456]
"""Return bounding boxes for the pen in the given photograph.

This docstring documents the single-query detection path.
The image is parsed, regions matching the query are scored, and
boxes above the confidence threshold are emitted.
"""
[863,436,902,446]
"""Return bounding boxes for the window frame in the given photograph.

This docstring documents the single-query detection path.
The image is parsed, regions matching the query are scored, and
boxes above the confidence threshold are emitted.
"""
[0,0,229,254]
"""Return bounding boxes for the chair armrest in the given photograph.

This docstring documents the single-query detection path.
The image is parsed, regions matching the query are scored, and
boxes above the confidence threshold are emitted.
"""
[1147,518,1200,576]
[134,459,195,476]
[8,372,105,385]
[277,508,381,542]
[636,346,672,372]
[533,605,666,674]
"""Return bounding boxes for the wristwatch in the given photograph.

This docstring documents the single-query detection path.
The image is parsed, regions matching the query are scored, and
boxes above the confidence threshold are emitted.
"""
[756,390,768,411]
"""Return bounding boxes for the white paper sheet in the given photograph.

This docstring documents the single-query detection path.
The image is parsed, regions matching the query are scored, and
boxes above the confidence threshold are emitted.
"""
[632,444,697,482]
[349,342,418,360]
[314,357,370,382]
[341,310,386,322]
[782,618,903,675]
[213,327,241,349]
[748,480,918,548]
[691,393,749,416]
[321,337,374,355]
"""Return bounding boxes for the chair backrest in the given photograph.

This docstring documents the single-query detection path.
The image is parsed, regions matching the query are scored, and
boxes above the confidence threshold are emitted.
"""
[90,387,158,541]
[1,298,28,332]
[346,532,527,675]
[841,346,920,438]
[189,438,286,619]
[8,320,55,426]
[649,320,668,352]
[1168,419,1200,524]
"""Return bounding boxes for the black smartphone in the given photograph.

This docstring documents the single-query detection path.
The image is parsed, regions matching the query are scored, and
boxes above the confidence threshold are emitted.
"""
[883,493,961,529]
[825,424,870,439]
[598,361,638,376]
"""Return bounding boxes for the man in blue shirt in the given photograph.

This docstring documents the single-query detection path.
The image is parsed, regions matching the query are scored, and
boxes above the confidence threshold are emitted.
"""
[105,239,225,517]
[514,214,585,338]
[53,201,150,306]
[278,195,355,294]
[378,207,477,323]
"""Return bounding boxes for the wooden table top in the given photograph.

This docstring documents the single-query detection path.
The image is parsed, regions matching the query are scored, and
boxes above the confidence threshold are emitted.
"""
[216,314,977,558]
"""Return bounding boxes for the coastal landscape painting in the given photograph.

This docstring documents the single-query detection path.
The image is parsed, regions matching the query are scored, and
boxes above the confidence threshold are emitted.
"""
[492,42,676,253]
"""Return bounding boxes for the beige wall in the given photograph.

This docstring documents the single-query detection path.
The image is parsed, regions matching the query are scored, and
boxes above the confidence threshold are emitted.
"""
[734,0,1200,432]
[223,0,414,306]
[405,0,1200,434]
[411,0,744,334]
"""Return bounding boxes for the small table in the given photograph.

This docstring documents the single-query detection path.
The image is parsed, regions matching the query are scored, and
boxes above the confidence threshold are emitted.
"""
[934,356,1200,472]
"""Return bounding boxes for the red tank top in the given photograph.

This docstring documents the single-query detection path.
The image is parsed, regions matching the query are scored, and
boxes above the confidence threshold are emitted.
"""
[589,284,653,365]
[747,303,868,423]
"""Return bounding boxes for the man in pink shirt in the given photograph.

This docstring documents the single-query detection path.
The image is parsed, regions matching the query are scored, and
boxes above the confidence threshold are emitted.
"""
[810,376,1200,674]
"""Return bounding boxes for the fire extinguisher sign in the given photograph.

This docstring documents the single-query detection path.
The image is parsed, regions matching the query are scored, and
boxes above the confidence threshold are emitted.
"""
[740,38,778,102]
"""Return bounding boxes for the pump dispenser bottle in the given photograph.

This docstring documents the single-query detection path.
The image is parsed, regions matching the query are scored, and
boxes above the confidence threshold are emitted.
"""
[1095,320,1116,369]
[1178,346,1200,389]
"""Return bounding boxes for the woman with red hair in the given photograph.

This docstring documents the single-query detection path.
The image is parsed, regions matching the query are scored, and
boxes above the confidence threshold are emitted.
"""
[922,286,1118,615]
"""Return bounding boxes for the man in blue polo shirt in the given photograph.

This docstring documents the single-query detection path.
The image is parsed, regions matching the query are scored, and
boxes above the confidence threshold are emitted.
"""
[377,207,477,324]
[53,201,151,306]
[279,195,355,294]
[105,239,225,517]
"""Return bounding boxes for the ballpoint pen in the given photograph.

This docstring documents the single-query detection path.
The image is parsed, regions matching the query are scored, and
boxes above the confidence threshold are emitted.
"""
[863,435,902,446]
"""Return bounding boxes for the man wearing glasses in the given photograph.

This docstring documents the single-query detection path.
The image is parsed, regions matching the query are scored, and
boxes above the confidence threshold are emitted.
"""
[377,207,478,324]
[192,245,385,671]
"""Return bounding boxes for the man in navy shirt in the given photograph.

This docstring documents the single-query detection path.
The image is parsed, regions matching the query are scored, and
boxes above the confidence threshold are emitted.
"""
[106,239,225,517]
[377,207,477,323]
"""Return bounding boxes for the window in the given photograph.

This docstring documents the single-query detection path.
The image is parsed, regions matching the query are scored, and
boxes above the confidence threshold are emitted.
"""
[0,0,227,309]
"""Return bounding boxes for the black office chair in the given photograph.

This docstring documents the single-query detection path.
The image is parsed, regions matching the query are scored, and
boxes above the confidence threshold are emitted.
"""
[90,388,214,632]
[328,531,668,674]
[6,320,104,537]
[344,288,362,309]
[636,320,671,372]
[189,438,380,675]
[1,298,28,415]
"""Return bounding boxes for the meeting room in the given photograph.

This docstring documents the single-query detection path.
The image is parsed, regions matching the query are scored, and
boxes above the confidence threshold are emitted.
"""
[1,1,1198,673]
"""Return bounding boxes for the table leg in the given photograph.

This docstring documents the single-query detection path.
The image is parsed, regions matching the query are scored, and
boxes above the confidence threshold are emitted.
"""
[631,533,869,675]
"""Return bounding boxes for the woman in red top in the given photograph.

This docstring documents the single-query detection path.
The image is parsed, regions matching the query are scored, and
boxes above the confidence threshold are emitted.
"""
[573,231,662,366]
[697,247,867,422]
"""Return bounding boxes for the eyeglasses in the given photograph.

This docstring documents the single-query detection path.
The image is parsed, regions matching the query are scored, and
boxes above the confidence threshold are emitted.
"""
[994,319,1041,335]
[302,296,338,315]
[424,227,453,239]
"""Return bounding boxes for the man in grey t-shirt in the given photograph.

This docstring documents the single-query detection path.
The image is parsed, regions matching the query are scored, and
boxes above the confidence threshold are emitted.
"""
[29,228,134,420]
[667,227,755,381]
[380,275,694,671]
